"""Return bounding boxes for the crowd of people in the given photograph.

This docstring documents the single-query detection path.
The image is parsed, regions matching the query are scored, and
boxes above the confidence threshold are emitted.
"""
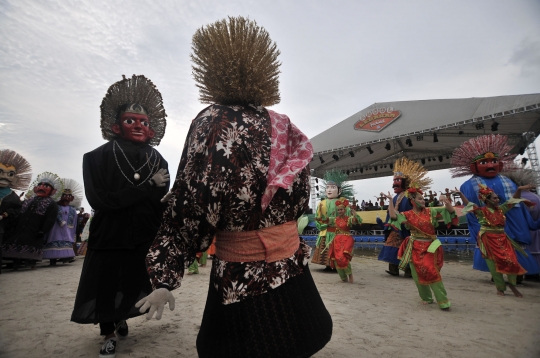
[1,16,540,358]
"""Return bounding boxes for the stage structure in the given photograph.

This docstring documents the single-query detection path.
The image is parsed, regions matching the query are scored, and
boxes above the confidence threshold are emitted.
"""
[310,94,540,184]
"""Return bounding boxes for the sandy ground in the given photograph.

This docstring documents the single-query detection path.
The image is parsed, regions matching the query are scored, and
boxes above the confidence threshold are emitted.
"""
[1,256,539,358]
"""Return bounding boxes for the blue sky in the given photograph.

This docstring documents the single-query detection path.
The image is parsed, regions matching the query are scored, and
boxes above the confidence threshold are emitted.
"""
[1,0,539,210]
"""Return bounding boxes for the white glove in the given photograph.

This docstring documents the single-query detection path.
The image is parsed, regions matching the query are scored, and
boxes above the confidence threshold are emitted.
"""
[135,287,175,320]
[60,221,66,227]
[150,169,170,187]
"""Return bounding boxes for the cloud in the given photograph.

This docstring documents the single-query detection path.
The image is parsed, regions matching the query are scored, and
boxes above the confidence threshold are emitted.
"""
[508,38,540,77]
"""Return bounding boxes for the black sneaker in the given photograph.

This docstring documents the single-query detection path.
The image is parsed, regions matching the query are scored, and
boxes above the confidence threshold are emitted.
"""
[99,338,117,358]
[115,320,128,339]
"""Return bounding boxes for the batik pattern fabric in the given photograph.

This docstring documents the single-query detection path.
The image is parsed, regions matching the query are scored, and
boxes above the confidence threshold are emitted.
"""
[390,207,457,285]
[462,199,528,275]
[146,104,311,305]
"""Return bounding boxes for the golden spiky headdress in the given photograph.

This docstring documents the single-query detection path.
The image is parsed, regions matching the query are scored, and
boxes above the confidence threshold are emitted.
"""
[100,74,167,146]
[393,157,432,195]
[60,178,83,208]
[26,172,64,201]
[0,149,32,191]
[191,16,281,106]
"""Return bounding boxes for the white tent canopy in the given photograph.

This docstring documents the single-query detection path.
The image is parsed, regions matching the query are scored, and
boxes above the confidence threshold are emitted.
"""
[309,94,540,180]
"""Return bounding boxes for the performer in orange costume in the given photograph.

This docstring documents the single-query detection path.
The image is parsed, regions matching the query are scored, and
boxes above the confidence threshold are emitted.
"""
[383,170,457,311]
[329,199,361,283]
[453,184,535,297]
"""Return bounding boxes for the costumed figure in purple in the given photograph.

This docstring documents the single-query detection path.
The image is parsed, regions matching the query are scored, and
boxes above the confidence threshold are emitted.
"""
[377,157,415,277]
[136,17,332,358]
[450,134,540,276]
[502,166,540,281]
[70,75,170,358]
[3,172,61,270]
[0,149,32,274]
[42,178,83,265]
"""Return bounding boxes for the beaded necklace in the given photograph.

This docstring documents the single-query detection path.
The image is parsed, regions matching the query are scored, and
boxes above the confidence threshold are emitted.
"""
[113,140,158,186]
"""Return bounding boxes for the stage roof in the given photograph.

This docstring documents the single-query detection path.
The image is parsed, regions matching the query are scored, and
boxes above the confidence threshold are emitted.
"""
[309,94,540,180]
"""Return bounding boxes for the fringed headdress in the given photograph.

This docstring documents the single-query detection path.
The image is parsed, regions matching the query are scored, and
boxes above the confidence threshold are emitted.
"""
[319,169,355,200]
[502,164,540,187]
[191,16,281,106]
[26,172,64,201]
[61,178,83,208]
[100,74,167,146]
[393,157,432,191]
[0,149,32,191]
[477,184,495,202]
[450,134,516,178]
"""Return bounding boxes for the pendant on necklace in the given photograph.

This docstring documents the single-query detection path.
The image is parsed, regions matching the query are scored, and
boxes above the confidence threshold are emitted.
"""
[134,173,141,181]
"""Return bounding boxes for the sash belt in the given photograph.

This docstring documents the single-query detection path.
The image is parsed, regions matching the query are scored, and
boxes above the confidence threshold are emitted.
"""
[215,221,300,263]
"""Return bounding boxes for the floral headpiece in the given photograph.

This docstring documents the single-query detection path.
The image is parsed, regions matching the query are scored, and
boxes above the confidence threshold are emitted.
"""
[405,183,424,199]
[450,134,516,178]
[477,184,495,202]
[335,199,349,207]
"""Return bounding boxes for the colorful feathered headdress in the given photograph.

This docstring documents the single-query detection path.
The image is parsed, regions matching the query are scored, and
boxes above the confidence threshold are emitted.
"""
[335,199,350,207]
[450,134,516,178]
[0,149,32,191]
[393,157,432,191]
[319,169,355,200]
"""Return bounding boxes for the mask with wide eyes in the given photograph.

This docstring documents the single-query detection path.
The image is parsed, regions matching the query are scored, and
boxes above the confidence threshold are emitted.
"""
[123,118,149,127]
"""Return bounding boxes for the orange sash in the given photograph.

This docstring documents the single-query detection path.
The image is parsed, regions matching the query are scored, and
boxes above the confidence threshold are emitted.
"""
[215,221,299,263]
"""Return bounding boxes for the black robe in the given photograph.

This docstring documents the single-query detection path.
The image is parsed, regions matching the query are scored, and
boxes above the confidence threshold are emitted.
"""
[0,190,22,261]
[2,195,58,260]
[71,138,169,324]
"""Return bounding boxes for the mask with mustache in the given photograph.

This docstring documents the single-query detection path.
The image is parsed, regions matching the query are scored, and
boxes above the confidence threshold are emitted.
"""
[470,158,503,178]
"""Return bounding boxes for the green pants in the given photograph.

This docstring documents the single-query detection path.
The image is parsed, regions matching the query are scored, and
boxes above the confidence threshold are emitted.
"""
[410,263,450,309]
[199,251,208,266]
[486,258,516,291]
[188,259,199,274]
[336,262,352,281]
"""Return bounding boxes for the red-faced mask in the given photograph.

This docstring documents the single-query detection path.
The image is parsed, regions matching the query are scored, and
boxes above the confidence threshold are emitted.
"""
[34,182,55,197]
[392,177,404,193]
[469,158,503,178]
[111,112,155,143]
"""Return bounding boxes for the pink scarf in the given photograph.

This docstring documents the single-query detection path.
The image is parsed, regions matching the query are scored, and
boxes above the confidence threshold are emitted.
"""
[261,110,313,212]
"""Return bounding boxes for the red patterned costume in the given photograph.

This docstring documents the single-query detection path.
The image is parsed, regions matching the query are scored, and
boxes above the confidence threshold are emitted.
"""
[396,208,457,285]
